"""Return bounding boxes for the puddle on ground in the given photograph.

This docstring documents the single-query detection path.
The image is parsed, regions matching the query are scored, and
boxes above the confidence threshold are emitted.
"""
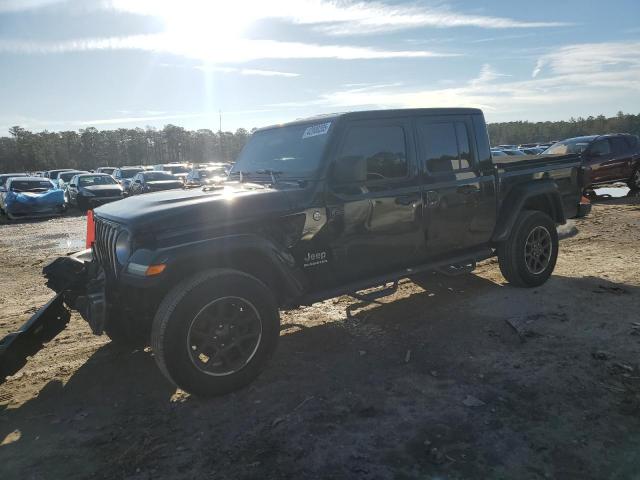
[57,238,85,250]
[592,186,630,198]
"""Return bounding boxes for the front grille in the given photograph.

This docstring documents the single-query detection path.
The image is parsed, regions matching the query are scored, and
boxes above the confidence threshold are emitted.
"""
[93,217,121,279]
[94,189,122,197]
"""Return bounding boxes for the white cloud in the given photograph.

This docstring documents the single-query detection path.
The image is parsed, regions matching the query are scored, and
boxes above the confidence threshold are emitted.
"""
[532,41,640,77]
[469,64,510,87]
[0,34,457,62]
[0,0,64,12]
[267,42,640,121]
[106,0,570,35]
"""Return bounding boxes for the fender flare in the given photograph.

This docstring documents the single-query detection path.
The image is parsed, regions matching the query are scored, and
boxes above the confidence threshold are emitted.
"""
[128,234,307,301]
[492,180,565,243]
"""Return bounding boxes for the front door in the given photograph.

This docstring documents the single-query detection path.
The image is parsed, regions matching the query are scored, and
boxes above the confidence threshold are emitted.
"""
[325,118,424,283]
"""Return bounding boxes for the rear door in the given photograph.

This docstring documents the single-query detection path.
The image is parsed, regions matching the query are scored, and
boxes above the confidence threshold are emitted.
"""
[416,115,496,257]
[325,117,424,282]
[586,139,616,183]
[609,136,634,180]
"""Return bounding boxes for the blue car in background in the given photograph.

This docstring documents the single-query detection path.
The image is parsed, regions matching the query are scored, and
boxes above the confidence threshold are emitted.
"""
[0,177,65,220]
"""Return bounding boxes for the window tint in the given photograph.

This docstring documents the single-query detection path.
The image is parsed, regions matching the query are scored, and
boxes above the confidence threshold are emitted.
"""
[610,137,630,155]
[338,125,408,181]
[420,121,473,173]
[590,140,610,155]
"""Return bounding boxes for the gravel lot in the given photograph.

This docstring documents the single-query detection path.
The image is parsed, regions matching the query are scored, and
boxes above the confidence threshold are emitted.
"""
[1,190,639,479]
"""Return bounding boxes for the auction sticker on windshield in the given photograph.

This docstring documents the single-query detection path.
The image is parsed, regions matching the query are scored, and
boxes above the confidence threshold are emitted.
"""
[302,122,331,139]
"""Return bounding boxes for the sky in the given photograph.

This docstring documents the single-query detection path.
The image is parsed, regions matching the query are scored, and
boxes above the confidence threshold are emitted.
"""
[0,0,639,134]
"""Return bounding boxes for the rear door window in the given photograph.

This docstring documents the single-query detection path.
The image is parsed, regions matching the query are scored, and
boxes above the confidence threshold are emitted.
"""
[419,121,473,173]
[610,137,630,155]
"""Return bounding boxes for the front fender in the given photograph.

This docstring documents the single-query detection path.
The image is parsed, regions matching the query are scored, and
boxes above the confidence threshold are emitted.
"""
[123,234,307,301]
[492,180,565,243]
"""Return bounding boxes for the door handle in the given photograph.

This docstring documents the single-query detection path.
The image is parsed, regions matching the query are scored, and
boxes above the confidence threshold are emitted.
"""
[425,190,439,208]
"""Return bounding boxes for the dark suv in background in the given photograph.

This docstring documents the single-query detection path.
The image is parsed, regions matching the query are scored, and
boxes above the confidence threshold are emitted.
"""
[545,133,640,189]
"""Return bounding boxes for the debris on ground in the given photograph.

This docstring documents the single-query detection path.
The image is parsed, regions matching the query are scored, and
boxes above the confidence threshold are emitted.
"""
[462,394,486,407]
[404,350,412,363]
[427,447,446,465]
[592,350,612,360]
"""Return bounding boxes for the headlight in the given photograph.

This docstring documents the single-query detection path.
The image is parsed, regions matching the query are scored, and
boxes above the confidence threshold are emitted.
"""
[115,230,131,265]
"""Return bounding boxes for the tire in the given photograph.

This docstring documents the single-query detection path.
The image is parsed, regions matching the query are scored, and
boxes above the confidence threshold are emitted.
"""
[627,168,640,191]
[151,269,280,397]
[498,210,559,288]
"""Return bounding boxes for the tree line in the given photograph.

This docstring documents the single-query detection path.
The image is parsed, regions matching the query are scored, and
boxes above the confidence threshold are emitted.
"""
[1,111,640,173]
[487,111,640,146]
[0,125,252,173]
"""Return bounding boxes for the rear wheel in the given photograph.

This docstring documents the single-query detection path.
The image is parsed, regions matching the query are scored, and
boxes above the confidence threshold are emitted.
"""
[498,210,558,287]
[628,168,640,191]
[151,269,280,397]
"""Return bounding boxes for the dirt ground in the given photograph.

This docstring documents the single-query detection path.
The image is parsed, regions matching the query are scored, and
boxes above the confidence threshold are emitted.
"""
[1,189,639,480]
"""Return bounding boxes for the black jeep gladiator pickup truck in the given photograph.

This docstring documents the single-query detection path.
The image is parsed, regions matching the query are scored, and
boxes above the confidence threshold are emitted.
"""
[0,108,591,396]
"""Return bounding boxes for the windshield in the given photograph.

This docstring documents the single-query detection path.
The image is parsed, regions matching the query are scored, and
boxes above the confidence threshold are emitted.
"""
[545,139,592,155]
[165,165,189,174]
[49,171,68,180]
[231,122,332,179]
[98,167,115,174]
[120,169,143,178]
[503,150,526,156]
[0,174,28,186]
[59,171,82,182]
[78,175,117,186]
[144,172,177,181]
[10,179,53,191]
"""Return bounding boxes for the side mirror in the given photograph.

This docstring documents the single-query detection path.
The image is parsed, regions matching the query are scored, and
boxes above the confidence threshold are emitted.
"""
[331,156,367,184]
[69,183,76,188]
[135,179,142,183]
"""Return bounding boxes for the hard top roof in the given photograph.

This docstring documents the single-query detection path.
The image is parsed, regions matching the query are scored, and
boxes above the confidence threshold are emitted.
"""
[255,108,483,132]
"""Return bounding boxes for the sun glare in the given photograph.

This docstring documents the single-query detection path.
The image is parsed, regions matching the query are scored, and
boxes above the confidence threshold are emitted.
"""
[159,1,253,45]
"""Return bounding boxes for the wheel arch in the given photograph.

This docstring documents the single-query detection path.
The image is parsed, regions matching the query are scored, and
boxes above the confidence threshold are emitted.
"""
[492,180,565,243]
[159,234,306,306]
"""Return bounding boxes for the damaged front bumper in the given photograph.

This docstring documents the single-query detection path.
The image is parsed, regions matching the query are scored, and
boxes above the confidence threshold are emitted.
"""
[0,250,106,382]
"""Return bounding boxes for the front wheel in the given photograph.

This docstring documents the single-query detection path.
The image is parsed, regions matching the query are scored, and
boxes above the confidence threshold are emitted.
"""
[628,168,640,191]
[151,269,280,397]
[498,210,559,287]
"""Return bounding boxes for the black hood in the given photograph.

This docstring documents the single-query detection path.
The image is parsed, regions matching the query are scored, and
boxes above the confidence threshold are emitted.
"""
[147,180,184,189]
[94,182,298,232]
[82,184,123,193]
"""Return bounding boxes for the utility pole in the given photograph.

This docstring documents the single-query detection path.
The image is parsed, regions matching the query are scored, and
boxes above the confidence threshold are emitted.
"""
[219,110,225,161]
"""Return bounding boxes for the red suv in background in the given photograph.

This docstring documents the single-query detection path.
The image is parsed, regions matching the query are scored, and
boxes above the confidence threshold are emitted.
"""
[545,134,640,190]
